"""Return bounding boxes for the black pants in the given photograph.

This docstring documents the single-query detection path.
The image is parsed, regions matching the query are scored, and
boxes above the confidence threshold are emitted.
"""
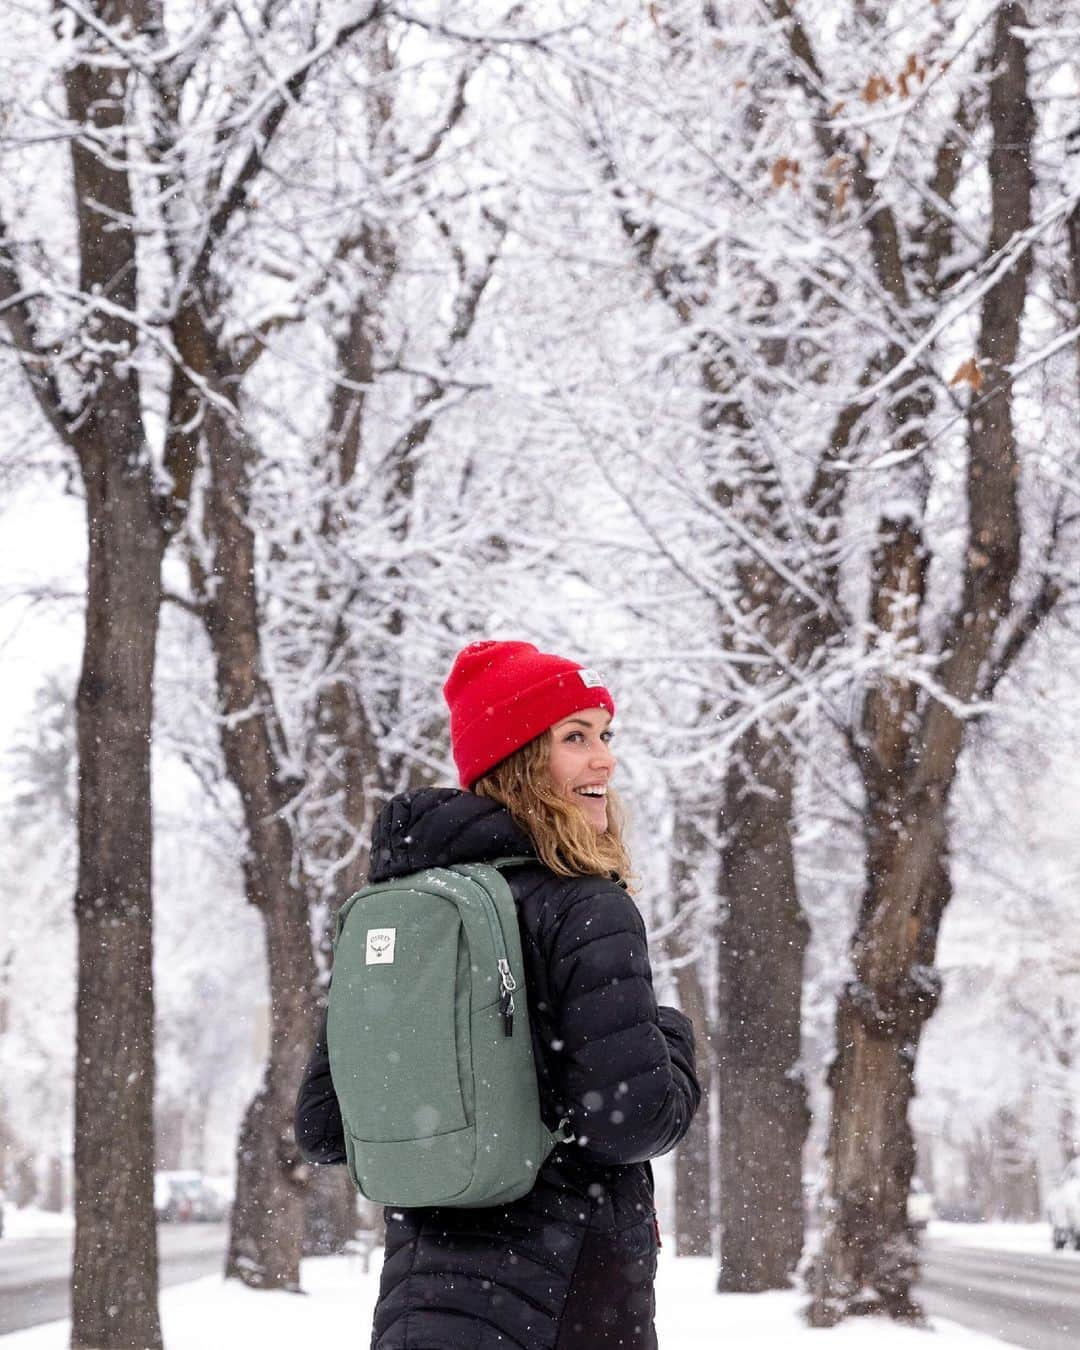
[554,1219,659,1349]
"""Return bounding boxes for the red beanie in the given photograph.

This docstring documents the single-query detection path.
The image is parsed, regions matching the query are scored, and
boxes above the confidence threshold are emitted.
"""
[444,640,615,788]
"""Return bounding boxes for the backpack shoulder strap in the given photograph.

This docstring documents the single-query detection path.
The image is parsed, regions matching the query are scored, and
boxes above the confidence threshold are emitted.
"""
[485,855,536,870]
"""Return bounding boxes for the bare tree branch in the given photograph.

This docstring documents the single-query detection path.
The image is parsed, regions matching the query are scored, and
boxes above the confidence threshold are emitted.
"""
[0,218,76,452]
[178,3,387,304]
[926,5,1036,752]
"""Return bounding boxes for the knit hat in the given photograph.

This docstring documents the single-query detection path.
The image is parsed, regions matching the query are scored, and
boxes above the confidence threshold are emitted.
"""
[444,640,615,788]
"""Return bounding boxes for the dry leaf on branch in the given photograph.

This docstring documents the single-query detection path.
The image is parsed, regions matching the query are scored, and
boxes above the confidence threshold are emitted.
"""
[897,52,928,98]
[949,358,984,392]
[771,157,801,189]
[862,74,893,104]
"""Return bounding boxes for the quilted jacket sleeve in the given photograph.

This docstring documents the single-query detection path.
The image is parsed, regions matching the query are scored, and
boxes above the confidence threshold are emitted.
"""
[294,1007,347,1166]
[546,879,701,1165]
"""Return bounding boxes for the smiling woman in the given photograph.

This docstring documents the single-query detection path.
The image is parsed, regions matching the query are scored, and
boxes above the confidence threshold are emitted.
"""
[296,639,700,1350]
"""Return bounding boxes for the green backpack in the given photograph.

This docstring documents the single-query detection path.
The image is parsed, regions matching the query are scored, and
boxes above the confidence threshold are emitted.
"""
[327,856,572,1208]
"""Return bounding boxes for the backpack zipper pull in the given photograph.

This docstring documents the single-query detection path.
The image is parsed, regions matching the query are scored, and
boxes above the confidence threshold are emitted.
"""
[498,959,516,1037]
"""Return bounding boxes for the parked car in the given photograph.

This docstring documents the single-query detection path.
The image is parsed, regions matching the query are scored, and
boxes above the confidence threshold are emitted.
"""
[199,1176,233,1223]
[154,1171,217,1223]
[935,1201,985,1223]
[1047,1159,1080,1250]
[907,1177,936,1230]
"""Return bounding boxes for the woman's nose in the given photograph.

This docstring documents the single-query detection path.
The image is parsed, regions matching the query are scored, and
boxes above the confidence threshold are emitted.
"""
[591,741,615,771]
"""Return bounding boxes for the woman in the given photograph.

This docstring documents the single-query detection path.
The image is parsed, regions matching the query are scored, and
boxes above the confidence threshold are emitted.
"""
[296,639,701,1349]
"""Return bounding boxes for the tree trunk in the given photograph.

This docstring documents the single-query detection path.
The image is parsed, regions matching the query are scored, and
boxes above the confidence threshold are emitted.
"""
[1056,1004,1078,1164]
[807,6,1038,1323]
[72,460,167,1349]
[669,816,714,1258]
[61,3,173,1338]
[305,1165,357,1257]
[673,1026,712,1258]
[717,725,809,1291]
[44,1155,65,1214]
[216,762,315,1296]
[809,823,949,1325]
[302,675,377,1258]
[990,1106,1040,1221]
[155,1102,185,1171]
[191,411,317,1290]
[1068,129,1080,390]
[809,509,940,1325]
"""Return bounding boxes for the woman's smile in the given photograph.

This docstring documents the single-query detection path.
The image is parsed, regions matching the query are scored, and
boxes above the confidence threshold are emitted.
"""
[548,709,616,832]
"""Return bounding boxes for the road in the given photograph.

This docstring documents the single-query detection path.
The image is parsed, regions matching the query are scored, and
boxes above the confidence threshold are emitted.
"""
[0,1223,227,1336]
[917,1239,1080,1350]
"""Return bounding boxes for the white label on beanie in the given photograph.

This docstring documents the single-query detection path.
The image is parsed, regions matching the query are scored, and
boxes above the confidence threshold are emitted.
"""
[366,928,396,965]
[578,669,605,688]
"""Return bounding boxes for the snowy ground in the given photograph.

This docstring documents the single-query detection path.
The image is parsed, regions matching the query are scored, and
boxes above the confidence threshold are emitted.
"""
[1,1239,1016,1349]
[0,1208,73,1239]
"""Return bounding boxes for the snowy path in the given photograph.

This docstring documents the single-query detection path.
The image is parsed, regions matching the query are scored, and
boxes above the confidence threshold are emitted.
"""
[0,1242,1012,1349]
[6,1216,1074,1348]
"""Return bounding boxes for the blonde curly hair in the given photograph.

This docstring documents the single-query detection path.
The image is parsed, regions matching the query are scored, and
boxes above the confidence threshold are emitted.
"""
[473,730,633,883]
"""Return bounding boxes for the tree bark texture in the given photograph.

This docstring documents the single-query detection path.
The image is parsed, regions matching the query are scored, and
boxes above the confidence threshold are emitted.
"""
[304,1165,357,1257]
[809,838,950,1324]
[674,1064,713,1258]
[1067,119,1080,402]
[1054,1004,1078,1165]
[62,4,169,1343]
[302,683,371,1262]
[72,460,168,1350]
[668,816,714,1258]
[298,291,389,1257]
[717,726,810,1290]
[809,6,1036,1323]
[305,278,385,921]
[191,412,318,1290]
[608,222,820,1285]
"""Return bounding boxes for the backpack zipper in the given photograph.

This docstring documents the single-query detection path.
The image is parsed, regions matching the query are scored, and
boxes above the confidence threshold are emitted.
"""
[497,959,516,1038]
[440,866,519,1037]
[469,878,516,1037]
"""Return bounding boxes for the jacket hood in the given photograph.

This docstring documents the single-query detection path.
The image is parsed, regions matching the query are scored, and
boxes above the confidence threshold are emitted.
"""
[368,787,536,883]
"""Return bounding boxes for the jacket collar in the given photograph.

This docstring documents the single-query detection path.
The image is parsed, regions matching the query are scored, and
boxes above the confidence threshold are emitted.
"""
[368,788,536,882]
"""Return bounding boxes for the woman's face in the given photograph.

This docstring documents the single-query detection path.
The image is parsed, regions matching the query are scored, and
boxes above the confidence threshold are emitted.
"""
[547,708,616,833]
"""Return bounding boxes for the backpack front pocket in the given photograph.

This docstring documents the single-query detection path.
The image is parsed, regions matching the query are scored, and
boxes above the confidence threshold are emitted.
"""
[329,901,469,1142]
[348,1125,476,1206]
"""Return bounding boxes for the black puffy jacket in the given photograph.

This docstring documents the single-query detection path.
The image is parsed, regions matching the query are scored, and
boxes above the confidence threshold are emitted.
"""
[296,788,700,1350]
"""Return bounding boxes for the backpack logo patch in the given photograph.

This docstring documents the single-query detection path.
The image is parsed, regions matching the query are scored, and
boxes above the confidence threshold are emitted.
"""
[366,928,396,965]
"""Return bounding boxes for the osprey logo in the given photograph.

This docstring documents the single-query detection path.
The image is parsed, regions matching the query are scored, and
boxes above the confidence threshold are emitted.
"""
[365,928,396,965]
